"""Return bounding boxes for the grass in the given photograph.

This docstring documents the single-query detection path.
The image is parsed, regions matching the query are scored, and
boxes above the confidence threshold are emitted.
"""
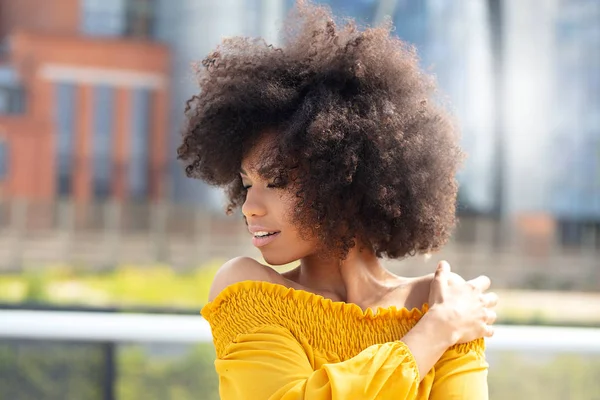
[0,261,222,309]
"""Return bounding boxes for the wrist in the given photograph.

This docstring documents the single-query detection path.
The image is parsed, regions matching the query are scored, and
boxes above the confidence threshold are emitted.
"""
[401,308,457,381]
[423,305,459,347]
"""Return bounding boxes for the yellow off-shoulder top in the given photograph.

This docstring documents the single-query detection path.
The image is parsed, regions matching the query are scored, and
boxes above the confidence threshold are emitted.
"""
[201,280,488,399]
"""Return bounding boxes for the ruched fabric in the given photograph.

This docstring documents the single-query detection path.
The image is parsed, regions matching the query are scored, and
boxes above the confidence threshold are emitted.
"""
[202,280,488,399]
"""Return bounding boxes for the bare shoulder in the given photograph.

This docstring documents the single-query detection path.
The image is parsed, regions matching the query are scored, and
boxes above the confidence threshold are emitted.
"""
[400,272,436,310]
[402,267,474,309]
[412,272,436,288]
[208,257,281,302]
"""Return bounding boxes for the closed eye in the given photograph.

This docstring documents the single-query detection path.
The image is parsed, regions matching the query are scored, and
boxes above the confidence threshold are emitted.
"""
[243,184,277,190]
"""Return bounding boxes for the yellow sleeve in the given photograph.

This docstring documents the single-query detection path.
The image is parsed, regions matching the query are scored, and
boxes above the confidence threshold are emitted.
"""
[215,324,420,400]
[429,339,488,400]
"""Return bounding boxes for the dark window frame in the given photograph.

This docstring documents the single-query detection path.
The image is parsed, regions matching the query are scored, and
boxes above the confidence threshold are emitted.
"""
[92,85,115,200]
[81,0,157,39]
[129,87,152,200]
[55,82,77,198]
[0,85,26,115]
[0,138,8,181]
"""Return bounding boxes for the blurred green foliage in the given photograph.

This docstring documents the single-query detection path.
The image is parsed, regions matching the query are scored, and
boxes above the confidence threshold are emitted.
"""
[22,270,49,304]
[1,339,599,400]
[0,261,222,308]
[117,344,219,400]
[0,340,219,400]
[489,353,600,400]
[0,341,106,400]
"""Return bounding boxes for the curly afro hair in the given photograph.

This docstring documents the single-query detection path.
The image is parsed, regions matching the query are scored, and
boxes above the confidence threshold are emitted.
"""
[178,0,464,260]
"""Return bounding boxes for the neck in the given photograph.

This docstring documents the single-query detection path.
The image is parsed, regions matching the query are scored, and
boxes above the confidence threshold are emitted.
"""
[297,245,398,307]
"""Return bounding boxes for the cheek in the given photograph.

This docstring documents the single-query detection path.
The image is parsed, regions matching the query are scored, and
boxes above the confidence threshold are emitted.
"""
[283,222,320,255]
[265,231,317,265]
[273,189,319,247]
[274,190,298,221]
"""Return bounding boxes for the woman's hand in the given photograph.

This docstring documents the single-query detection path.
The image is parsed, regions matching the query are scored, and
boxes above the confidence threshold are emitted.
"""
[427,261,498,345]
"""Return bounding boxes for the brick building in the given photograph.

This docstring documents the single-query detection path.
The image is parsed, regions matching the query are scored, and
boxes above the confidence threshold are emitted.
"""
[0,0,170,202]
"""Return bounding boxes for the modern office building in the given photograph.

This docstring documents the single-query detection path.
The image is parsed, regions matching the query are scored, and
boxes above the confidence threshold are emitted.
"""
[550,0,600,221]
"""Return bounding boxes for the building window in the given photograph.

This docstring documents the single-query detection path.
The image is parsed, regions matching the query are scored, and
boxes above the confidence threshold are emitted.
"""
[82,0,126,37]
[82,0,156,38]
[129,87,151,200]
[0,139,7,181]
[126,0,156,38]
[93,85,114,199]
[558,219,600,250]
[0,86,25,114]
[55,82,77,197]
[0,66,25,115]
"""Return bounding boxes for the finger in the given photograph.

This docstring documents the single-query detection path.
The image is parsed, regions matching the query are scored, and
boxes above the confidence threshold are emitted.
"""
[483,324,495,338]
[482,292,499,308]
[485,309,497,325]
[436,260,451,275]
[447,271,466,286]
[434,261,451,287]
[434,261,451,280]
[468,275,491,292]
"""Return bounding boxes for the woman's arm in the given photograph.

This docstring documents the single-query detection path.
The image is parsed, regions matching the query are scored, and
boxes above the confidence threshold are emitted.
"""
[400,310,457,381]
[216,320,455,400]
[425,263,492,399]
[214,308,485,400]
[429,340,488,400]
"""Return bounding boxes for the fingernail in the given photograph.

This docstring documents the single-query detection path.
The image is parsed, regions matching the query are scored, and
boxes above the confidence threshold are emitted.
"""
[438,261,450,271]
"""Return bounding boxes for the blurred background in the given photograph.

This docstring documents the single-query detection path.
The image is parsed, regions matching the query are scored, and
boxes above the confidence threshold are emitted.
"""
[0,0,599,399]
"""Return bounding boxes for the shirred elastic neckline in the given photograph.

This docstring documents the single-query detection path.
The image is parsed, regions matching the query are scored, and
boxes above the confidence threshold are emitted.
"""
[202,279,429,320]
[201,279,484,360]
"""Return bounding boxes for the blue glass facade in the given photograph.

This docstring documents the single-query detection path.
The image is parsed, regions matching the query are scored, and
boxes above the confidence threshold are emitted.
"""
[287,0,495,213]
[158,0,597,219]
[551,0,600,220]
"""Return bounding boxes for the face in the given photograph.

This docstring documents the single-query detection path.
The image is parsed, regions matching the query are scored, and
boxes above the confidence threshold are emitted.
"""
[240,134,319,265]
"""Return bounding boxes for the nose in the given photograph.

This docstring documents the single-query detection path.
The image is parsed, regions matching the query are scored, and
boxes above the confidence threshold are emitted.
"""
[241,189,267,218]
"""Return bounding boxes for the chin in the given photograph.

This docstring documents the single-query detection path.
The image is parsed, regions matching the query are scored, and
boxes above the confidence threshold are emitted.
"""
[260,250,299,267]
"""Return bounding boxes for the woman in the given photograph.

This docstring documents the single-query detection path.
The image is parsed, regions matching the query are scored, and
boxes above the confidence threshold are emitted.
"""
[179,1,498,398]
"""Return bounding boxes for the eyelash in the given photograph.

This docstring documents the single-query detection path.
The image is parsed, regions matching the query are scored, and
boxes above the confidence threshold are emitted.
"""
[242,183,279,190]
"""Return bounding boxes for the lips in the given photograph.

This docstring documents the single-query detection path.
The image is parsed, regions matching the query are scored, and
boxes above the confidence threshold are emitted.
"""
[253,231,278,238]
[248,226,281,248]
[251,232,281,247]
